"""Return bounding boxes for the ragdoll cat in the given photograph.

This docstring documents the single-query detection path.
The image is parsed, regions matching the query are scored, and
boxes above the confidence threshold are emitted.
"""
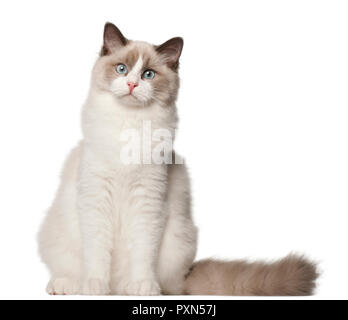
[38,22,318,295]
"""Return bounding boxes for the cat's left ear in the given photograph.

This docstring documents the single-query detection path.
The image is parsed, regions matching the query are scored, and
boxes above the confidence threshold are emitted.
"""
[156,37,183,70]
[101,22,128,56]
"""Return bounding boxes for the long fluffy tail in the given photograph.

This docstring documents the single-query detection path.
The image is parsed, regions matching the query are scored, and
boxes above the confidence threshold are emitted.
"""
[184,254,318,296]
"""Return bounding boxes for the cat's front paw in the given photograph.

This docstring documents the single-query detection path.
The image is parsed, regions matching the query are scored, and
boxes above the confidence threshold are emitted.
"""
[46,277,80,295]
[81,278,110,295]
[123,279,161,296]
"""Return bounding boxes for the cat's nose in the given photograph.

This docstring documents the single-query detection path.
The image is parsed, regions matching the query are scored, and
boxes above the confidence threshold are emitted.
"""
[127,82,138,94]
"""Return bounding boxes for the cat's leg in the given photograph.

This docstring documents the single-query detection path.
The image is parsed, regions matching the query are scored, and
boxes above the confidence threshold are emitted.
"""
[40,210,81,295]
[38,146,82,295]
[157,163,198,295]
[78,148,115,295]
[111,165,168,296]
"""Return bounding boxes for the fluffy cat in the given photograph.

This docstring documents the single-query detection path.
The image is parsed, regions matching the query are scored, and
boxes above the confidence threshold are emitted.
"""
[38,22,318,295]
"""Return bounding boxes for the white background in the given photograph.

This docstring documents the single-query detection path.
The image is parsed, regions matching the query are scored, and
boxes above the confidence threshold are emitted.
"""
[0,0,347,299]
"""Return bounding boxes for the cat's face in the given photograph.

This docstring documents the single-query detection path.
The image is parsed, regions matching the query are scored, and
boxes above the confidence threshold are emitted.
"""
[92,23,183,107]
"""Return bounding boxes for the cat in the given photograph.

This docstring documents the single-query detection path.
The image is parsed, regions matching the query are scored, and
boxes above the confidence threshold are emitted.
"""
[38,22,318,295]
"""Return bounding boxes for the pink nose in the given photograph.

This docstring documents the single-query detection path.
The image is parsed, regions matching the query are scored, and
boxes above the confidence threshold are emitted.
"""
[127,82,138,94]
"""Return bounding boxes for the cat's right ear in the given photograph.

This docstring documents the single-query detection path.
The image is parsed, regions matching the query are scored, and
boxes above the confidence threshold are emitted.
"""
[101,22,128,56]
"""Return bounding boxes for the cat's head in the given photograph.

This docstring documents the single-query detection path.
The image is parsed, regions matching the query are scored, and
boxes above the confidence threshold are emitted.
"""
[92,22,183,107]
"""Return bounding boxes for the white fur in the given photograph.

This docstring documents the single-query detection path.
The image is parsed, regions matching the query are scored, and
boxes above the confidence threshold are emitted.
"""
[38,54,197,295]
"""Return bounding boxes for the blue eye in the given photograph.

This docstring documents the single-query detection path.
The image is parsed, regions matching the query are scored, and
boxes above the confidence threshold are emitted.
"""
[116,64,127,74]
[143,69,155,80]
